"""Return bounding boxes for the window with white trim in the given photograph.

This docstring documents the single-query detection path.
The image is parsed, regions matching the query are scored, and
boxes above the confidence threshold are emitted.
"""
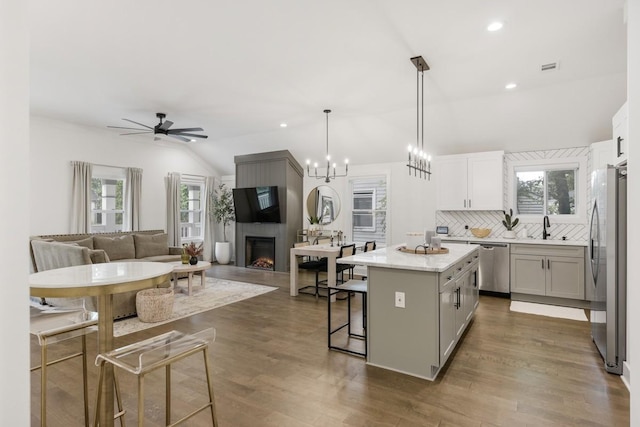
[91,167,125,233]
[508,157,586,222]
[350,177,387,244]
[180,178,205,243]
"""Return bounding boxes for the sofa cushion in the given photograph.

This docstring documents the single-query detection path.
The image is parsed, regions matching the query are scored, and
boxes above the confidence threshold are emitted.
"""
[63,237,94,249]
[31,240,92,272]
[94,234,136,261]
[134,233,170,258]
[88,249,110,264]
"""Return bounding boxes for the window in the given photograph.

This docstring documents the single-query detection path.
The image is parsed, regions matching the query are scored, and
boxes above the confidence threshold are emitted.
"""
[91,169,125,233]
[180,178,205,242]
[508,157,586,222]
[350,177,387,244]
[516,168,577,215]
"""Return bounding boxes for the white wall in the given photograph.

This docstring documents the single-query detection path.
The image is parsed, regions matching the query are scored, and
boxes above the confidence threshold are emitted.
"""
[627,0,639,424]
[302,161,436,245]
[30,116,220,235]
[1,0,29,422]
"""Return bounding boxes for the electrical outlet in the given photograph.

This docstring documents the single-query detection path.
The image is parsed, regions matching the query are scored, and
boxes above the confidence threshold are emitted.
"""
[395,291,405,308]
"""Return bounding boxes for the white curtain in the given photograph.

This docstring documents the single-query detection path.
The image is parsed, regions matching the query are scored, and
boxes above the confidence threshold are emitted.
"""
[165,172,181,246]
[202,176,216,262]
[124,167,143,231]
[70,161,92,233]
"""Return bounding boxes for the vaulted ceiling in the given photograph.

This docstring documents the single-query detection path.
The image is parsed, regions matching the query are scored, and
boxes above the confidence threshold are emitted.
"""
[30,0,627,175]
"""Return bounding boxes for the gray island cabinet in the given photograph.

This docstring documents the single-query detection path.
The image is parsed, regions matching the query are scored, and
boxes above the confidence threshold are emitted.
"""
[338,243,479,380]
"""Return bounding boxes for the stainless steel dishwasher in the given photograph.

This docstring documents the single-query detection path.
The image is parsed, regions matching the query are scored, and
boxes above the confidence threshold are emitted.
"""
[478,243,510,295]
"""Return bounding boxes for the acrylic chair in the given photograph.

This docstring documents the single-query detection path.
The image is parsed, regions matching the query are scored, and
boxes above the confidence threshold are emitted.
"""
[30,303,110,427]
[94,328,217,426]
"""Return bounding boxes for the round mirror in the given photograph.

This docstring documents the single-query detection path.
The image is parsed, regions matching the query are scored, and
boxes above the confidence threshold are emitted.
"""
[306,185,341,225]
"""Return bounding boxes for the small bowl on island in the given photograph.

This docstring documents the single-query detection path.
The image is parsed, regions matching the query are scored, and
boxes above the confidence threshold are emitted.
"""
[470,228,491,238]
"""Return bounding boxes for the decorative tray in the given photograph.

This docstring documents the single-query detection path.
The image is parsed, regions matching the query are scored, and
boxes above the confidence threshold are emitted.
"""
[397,246,449,255]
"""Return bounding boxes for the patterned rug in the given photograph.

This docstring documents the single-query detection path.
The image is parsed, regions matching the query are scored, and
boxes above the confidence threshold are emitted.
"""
[510,301,588,321]
[114,277,277,337]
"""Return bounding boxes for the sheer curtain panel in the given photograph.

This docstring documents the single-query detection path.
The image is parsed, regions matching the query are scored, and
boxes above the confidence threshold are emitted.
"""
[202,176,216,262]
[165,172,181,246]
[70,161,92,233]
[124,167,143,231]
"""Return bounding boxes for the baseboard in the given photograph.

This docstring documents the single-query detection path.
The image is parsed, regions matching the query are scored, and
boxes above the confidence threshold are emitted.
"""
[622,361,631,391]
[510,293,591,309]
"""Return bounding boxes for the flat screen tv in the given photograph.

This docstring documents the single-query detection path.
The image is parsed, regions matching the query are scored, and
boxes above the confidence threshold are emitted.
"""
[232,186,282,223]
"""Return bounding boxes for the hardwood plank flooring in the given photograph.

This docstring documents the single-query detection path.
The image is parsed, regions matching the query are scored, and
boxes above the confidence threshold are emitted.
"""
[30,265,629,426]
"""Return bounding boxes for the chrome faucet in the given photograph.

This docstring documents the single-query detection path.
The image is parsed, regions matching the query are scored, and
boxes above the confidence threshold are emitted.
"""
[543,215,551,240]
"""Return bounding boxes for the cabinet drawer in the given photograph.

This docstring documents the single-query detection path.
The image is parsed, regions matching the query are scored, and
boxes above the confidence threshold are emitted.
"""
[510,244,583,258]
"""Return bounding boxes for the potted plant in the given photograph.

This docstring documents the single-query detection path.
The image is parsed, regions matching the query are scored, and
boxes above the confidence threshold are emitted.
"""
[502,209,519,239]
[210,183,235,264]
[184,242,204,265]
[307,215,320,236]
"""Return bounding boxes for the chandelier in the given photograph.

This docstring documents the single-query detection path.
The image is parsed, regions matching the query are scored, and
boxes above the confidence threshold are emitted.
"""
[406,56,432,180]
[306,109,349,183]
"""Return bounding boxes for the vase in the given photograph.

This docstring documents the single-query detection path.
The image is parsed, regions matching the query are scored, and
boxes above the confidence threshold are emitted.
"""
[189,256,198,265]
[503,230,517,239]
[181,252,190,264]
[215,241,232,265]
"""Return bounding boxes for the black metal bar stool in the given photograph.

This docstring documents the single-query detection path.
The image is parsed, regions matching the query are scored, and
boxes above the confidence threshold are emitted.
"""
[327,279,367,357]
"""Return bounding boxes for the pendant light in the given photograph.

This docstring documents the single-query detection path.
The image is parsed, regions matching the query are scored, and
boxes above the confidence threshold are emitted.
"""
[406,56,432,180]
[306,109,349,183]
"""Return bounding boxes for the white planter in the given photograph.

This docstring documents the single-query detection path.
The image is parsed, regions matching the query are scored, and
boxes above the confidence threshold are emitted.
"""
[503,230,517,239]
[215,241,232,265]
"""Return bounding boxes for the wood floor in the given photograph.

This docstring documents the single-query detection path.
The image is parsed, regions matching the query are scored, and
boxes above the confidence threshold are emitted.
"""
[31,265,629,426]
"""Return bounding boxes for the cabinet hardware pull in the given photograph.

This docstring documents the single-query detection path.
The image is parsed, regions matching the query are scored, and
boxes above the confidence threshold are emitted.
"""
[541,259,544,269]
[464,199,466,208]
[617,136,624,157]
[547,259,550,269]
[469,199,471,208]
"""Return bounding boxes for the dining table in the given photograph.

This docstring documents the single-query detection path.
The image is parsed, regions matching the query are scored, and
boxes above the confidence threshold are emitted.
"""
[289,242,360,296]
[29,261,174,427]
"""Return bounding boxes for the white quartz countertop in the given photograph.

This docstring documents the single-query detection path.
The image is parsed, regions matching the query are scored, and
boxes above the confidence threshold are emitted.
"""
[338,243,479,273]
[441,236,588,247]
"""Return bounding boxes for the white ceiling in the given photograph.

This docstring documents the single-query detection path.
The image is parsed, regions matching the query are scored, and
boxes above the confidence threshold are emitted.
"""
[30,0,627,175]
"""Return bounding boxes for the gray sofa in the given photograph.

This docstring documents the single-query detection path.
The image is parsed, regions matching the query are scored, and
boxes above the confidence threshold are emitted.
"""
[30,230,183,319]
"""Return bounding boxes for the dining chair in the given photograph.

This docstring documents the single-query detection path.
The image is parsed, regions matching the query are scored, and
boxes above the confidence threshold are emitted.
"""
[317,243,356,287]
[295,241,328,298]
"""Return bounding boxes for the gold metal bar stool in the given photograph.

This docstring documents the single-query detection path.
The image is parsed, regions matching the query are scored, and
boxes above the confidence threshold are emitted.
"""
[30,305,98,427]
[94,328,217,426]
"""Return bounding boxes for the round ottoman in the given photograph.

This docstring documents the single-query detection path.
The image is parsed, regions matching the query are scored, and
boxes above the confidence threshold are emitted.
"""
[136,288,174,323]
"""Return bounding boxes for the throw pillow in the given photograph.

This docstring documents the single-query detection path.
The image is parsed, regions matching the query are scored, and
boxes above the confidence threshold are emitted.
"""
[133,233,169,258]
[88,249,110,264]
[94,235,136,261]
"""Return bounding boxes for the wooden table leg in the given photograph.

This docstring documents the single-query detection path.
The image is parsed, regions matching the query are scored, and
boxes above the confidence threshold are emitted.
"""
[290,251,299,296]
[97,294,115,427]
[200,270,206,288]
[187,272,194,296]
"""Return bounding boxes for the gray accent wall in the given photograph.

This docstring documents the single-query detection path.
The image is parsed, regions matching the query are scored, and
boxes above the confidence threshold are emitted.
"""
[234,150,303,272]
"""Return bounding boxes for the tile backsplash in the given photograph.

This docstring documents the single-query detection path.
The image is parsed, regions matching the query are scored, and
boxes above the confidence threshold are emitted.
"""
[435,210,588,241]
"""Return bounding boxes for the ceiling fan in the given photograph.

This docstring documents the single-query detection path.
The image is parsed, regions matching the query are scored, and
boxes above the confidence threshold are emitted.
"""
[108,112,208,142]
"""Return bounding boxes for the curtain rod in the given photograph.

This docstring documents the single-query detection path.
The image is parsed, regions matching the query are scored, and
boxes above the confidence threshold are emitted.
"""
[70,161,140,170]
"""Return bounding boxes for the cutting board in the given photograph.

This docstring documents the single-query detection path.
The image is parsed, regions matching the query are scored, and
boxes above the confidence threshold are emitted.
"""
[398,246,449,255]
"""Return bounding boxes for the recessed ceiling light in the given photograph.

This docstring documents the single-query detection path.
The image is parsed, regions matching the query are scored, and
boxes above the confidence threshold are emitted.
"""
[505,82,517,90]
[190,139,196,142]
[487,22,504,32]
[280,123,288,128]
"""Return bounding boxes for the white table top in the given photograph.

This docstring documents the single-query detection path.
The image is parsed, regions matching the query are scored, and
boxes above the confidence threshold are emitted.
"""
[30,262,174,295]
[337,243,479,273]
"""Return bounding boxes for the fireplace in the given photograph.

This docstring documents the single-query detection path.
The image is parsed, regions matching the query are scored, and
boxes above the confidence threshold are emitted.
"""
[245,236,276,271]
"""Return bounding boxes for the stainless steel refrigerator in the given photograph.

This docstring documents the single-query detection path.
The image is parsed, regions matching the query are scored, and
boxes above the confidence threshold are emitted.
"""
[589,164,627,374]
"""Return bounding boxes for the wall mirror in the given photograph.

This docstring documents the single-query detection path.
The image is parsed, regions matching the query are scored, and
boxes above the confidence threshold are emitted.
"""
[306,185,341,225]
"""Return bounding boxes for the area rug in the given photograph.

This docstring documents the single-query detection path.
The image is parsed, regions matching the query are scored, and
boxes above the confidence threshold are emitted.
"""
[509,301,588,321]
[114,277,277,337]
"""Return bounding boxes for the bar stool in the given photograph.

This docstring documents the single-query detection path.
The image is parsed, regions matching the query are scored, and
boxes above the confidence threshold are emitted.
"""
[94,328,217,426]
[327,280,367,357]
[30,305,99,427]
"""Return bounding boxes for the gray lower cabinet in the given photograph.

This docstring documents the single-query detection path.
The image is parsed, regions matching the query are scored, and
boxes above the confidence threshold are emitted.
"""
[510,244,585,300]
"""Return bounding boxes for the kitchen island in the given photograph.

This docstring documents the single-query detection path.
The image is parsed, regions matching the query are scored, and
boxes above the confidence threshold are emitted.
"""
[338,243,480,380]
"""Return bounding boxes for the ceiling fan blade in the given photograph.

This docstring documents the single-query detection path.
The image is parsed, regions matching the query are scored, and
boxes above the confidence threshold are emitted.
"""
[171,132,208,139]
[108,125,150,131]
[120,131,154,135]
[158,120,174,131]
[122,118,154,129]
[168,134,191,142]
[168,127,204,133]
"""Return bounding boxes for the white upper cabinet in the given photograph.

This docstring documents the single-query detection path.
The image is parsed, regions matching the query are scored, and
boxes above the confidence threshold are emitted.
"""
[612,102,628,165]
[590,139,614,171]
[435,151,504,211]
